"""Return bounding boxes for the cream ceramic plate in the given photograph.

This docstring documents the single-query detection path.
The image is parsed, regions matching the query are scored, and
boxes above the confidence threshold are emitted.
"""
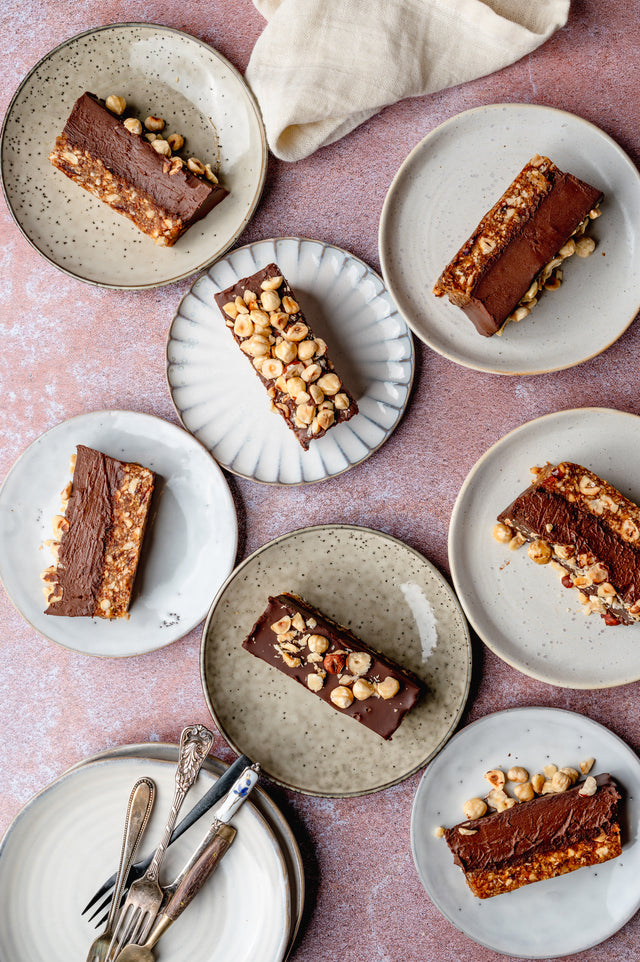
[449,407,640,688]
[167,237,415,484]
[201,524,471,796]
[68,743,305,959]
[379,103,640,374]
[411,707,640,957]
[0,410,238,656]
[0,756,290,962]
[0,23,266,288]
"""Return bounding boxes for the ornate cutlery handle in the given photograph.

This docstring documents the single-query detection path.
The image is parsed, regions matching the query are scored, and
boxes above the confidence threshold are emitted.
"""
[105,777,155,931]
[146,724,213,883]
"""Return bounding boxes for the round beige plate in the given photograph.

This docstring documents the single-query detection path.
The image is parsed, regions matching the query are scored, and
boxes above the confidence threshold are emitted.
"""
[67,743,304,960]
[379,103,640,374]
[201,524,472,796]
[449,407,640,687]
[0,756,290,962]
[0,23,267,288]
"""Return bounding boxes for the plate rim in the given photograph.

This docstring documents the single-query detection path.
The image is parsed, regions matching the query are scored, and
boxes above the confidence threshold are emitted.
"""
[378,101,640,376]
[0,408,239,657]
[0,753,292,962]
[63,742,305,959]
[0,21,268,291]
[166,235,416,485]
[448,405,640,688]
[410,705,640,958]
[200,521,472,796]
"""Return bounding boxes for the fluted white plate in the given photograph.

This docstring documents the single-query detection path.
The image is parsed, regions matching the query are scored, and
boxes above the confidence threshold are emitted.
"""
[167,237,414,484]
[0,23,267,289]
[0,410,238,656]
[449,407,640,687]
[0,756,291,962]
[411,707,640,957]
[380,104,640,374]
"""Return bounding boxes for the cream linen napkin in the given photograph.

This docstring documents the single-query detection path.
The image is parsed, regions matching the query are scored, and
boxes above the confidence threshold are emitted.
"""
[246,0,570,161]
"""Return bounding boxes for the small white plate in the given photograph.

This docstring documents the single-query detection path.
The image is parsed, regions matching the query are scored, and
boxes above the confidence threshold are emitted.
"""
[379,103,640,374]
[0,756,291,962]
[167,237,414,484]
[0,410,238,656]
[201,524,471,796]
[411,707,640,958]
[0,23,267,289]
[66,743,305,961]
[449,407,640,688]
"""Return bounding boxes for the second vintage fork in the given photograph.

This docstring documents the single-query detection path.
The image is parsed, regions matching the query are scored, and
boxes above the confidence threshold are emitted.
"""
[105,724,213,962]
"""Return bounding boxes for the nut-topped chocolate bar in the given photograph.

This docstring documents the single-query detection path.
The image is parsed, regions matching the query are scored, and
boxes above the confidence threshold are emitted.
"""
[42,445,154,619]
[433,155,603,336]
[49,92,228,246]
[242,593,424,739]
[214,264,358,449]
[495,462,640,626]
[444,773,621,898]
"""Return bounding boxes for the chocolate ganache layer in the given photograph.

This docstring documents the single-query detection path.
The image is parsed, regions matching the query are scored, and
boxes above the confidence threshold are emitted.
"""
[242,593,424,739]
[63,93,227,226]
[445,774,620,874]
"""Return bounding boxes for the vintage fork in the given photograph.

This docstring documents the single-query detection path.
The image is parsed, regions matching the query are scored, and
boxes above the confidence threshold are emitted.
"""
[85,777,155,962]
[84,753,252,925]
[104,724,213,962]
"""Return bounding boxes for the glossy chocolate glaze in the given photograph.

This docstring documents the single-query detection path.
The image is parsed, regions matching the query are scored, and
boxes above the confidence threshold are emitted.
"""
[445,774,620,873]
[463,171,602,336]
[63,93,227,227]
[498,481,640,619]
[46,445,124,617]
[242,593,424,739]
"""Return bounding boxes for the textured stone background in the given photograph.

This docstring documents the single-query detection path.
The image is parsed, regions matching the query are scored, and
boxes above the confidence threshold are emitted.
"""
[2,1,640,959]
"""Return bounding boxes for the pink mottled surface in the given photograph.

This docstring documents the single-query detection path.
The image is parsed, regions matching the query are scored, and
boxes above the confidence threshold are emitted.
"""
[2,1,640,960]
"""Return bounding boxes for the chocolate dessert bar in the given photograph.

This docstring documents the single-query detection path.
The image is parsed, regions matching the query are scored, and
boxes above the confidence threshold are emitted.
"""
[445,774,621,898]
[49,93,228,246]
[214,264,358,450]
[42,445,154,619]
[242,593,424,739]
[433,155,603,336]
[495,462,640,625]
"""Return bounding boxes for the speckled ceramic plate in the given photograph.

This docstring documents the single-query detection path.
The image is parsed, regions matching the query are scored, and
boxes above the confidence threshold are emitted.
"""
[0,410,238,656]
[411,707,640,957]
[0,23,267,289]
[167,237,414,484]
[0,756,291,962]
[379,103,640,374]
[449,407,640,688]
[67,744,304,960]
[201,524,471,796]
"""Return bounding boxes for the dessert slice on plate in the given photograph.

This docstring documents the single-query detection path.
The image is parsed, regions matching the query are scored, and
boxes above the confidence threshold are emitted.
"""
[433,155,603,336]
[49,92,228,245]
[495,461,640,626]
[445,772,621,898]
[43,444,154,619]
[242,592,424,739]
[214,263,358,450]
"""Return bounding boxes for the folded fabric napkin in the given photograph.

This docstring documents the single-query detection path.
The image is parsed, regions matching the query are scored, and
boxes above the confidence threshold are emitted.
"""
[246,0,570,161]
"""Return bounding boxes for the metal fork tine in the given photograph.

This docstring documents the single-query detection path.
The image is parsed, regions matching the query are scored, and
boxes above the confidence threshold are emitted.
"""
[88,889,116,925]
[82,873,116,916]
[105,904,138,962]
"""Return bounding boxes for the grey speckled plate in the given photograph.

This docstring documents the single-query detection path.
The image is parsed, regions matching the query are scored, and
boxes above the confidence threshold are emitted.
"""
[201,524,472,796]
[379,103,640,374]
[0,23,267,289]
